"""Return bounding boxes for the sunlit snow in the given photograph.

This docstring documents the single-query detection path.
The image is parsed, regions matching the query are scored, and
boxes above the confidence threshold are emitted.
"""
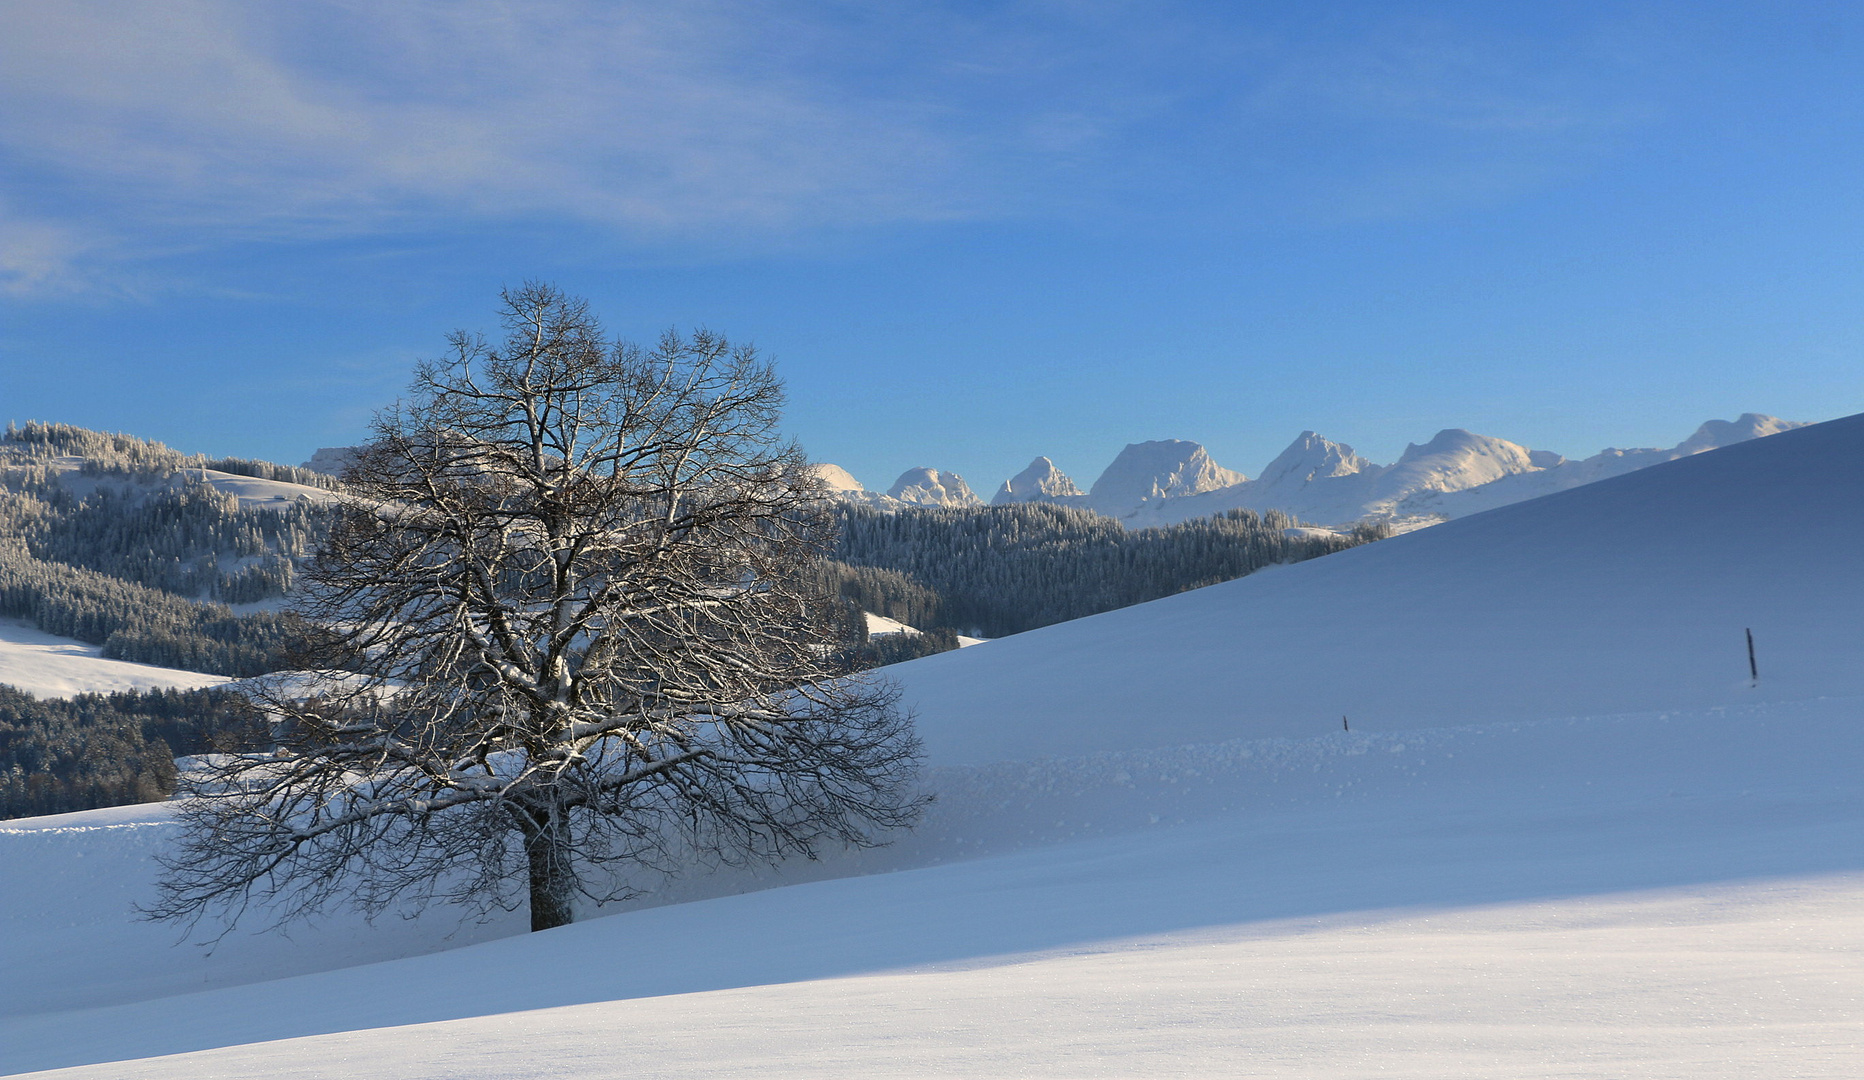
[2,414,1861,1077]
[0,618,229,699]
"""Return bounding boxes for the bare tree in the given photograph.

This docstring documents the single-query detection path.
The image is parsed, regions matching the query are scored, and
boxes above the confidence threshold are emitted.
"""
[147,284,922,933]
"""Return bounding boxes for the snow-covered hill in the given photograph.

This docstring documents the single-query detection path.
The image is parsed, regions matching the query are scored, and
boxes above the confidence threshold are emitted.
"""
[5,700,1859,1078]
[175,468,336,509]
[19,454,336,511]
[896,412,1860,764]
[3,413,1862,1077]
[0,619,230,699]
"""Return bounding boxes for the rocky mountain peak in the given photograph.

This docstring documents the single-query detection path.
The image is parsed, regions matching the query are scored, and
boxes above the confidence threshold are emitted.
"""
[888,467,982,508]
[993,456,1084,505]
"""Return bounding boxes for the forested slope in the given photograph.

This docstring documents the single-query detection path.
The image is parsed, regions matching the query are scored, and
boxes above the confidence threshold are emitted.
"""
[822,501,1384,641]
[0,422,1384,818]
[0,422,329,676]
[0,423,325,817]
[0,684,258,819]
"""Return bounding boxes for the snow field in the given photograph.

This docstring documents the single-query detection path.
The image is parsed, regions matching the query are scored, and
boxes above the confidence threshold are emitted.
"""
[0,618,230,699]
[29,878,1861,1079]
[893,413,1864,765]
[3,700,1861,1076]
[4,414,1864,1076]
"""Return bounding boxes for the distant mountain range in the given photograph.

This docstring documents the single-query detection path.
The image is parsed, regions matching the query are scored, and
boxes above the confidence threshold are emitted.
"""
[815,414,1807,529]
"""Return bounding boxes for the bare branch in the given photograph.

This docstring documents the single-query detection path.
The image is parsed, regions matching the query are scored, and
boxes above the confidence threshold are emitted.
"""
[149,285,922,935]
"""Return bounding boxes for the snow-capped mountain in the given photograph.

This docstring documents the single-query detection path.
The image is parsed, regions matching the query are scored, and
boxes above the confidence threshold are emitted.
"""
[807,462,865,493]
[302,447,359,477]
[1118,427,1545,528]
[991,457,1085,506]
[1123,413,1806,528]
[1386,413,1808,523]
[886,467,982,508]
[812,414,1805,529]
[1083,440,1245,517]
[1252,430,1377,490]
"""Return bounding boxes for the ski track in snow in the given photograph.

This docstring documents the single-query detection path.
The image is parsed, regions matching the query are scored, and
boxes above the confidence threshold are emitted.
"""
[5,416,1864,1076]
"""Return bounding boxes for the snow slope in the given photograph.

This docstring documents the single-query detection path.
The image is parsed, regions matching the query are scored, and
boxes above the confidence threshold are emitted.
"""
[0,618,230,699]
[896,412,1864,765]
[40,459,337,510]
[4,702,1860,1077]
[174,468,336,509]
[3,413,1863,1076]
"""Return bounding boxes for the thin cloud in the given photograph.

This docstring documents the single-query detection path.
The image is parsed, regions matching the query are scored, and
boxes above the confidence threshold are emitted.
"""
[0,2,1667,291]
[0,2,978,237]
[0,206,99,296]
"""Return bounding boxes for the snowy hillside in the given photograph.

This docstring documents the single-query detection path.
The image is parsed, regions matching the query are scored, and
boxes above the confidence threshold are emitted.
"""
[895,413,1862,764]
[2,413,1861,1077]
[169,467,336,510]
[5,706,1859,1077]
[0,619,229,699]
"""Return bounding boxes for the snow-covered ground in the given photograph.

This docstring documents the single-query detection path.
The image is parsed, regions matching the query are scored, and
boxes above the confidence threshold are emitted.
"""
[862,610,920,637]
[892,411,1864,764]
[175,468,337,509]
[0,618,230,699]
[864,610,988,647]
[3,415,1862,1077]
[36,457,337,511]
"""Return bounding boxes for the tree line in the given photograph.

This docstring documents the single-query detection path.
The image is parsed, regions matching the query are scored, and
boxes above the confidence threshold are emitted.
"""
[823,501,1387,643]
[2,422,330,605]
[0,684,260,819]
[0,539,307,676]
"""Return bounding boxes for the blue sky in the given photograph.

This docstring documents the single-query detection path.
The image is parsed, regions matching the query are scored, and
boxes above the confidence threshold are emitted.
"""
[2,1,1860,493]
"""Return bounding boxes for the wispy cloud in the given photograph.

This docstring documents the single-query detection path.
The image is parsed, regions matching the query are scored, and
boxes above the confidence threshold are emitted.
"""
[0,2,1662,292]
[0,205,100,296]
[0,3,977,234]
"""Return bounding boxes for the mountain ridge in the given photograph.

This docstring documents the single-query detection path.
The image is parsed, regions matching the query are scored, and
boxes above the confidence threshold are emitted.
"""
[824,413,1808,529]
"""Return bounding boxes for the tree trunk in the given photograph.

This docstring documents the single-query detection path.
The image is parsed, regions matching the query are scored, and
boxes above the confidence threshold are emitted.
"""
[523,807,576,932]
